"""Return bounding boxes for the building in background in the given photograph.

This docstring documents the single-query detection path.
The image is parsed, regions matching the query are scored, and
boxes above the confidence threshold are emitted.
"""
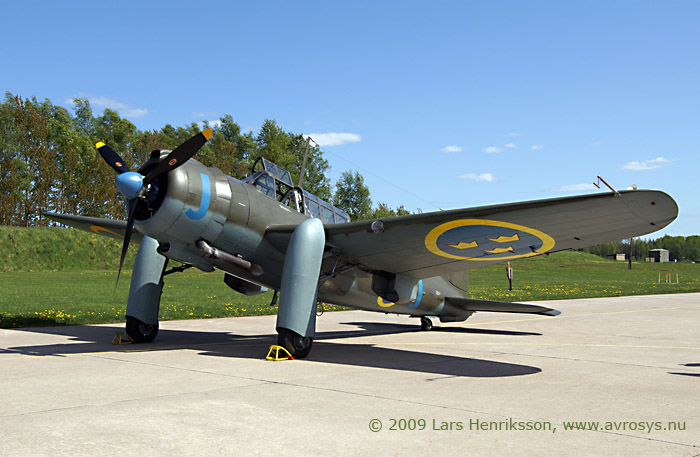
[647,248,670,263]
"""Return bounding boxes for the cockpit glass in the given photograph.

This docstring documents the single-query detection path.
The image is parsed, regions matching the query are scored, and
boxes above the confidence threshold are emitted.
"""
[261,158,293,187]
[320,204,335,224]
[246,159,351,223]
[306,198,321,219]
[247,172,275,198]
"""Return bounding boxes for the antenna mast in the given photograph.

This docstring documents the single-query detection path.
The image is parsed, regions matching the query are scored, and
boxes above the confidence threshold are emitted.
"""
[298,136,314,188]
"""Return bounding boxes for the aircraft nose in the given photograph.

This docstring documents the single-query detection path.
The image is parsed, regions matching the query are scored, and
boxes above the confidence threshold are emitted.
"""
[115,172,144,200]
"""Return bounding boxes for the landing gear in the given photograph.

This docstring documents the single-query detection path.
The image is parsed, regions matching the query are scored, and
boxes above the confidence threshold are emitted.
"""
[274,218,325,360]
[126,315,159,343]
[420,316,433,331]
[277,328,313,359]
[125,236,166,344]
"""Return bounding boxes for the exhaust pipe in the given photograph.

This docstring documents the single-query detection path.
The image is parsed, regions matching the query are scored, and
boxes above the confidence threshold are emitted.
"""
[195,239,263,276]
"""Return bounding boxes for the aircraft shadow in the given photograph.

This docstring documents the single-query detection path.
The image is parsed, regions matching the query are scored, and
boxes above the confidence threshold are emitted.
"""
[668,363,700,378]
[337,321,541,337]
[198,341,540,378]
[669,373,700,378]
[4,322,542,378]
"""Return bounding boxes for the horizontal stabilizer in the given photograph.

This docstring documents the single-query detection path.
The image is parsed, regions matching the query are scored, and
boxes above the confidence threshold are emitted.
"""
[445,297,560,316]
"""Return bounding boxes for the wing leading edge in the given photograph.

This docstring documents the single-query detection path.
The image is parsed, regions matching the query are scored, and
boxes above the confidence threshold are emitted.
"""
[43,212,140,242]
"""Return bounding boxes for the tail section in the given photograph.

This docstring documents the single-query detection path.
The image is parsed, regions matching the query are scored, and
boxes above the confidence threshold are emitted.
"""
[444,296,560,316]
[437,270,559,322]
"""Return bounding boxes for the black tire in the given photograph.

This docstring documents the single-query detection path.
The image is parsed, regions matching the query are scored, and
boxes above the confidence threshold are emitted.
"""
[420,317,433,331]
[126,315,159,343]
[277,328,313,359]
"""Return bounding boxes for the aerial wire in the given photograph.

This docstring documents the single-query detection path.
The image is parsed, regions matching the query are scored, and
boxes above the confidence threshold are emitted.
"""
[318,144,441,212]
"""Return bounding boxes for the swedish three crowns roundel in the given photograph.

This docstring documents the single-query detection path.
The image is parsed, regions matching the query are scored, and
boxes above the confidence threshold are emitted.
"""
[424,219,555,261]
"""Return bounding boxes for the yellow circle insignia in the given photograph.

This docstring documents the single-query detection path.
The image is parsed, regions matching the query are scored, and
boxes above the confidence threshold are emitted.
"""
[376,296,396,308]
[424,219,555,261]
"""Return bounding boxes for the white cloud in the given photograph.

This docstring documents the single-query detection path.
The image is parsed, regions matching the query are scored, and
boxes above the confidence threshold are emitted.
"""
[507,132,522,137]
[86,96,148,118]
[531,144,545,150]
[305,132,361,147]
[457,172,495,182]
[483,146,504,153]
[124,108,148,118]
[441,145,463,153]
[557,183,598,192]
[622,157,671,171]
[505,143,517,148]
[592,139,607,146]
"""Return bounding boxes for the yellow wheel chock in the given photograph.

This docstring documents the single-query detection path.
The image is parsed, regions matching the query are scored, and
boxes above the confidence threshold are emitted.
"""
[112,332,134,345]
[266,345,294,361]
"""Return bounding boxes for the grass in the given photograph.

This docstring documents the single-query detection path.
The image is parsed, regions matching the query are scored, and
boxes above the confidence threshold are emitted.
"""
[0,225,136,272]
[0,269,349,328]
[1,228,698,328]
[469,250,700,301]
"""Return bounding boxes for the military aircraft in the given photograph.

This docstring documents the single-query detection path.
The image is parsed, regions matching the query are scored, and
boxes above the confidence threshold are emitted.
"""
[44,129,679,358]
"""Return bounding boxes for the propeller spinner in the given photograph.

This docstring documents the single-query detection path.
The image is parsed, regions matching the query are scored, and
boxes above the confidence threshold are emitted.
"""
[96,128,213,286]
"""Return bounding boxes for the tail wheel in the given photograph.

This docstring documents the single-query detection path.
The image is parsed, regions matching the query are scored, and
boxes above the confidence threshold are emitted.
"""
[277,328,313,359]
[126,315,159,343]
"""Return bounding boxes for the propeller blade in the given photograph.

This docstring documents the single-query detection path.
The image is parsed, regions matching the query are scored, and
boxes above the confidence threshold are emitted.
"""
[143,128,213,185]
[96,142,130,174]
[116,200,138,288]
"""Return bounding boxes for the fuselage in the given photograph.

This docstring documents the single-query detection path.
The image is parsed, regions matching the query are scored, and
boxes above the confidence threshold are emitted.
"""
[133,158,465,319]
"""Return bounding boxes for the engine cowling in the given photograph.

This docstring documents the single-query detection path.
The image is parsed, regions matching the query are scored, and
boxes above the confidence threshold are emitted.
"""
[136,159,232,249]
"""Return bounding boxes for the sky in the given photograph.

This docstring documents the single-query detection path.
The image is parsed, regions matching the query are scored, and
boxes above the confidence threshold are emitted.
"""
[2,0,698,236]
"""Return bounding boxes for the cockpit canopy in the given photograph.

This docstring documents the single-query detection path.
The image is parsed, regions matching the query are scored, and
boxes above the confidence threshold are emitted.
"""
[243,157,350,224]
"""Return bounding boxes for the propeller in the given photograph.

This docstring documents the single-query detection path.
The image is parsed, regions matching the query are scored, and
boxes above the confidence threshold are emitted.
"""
[96,128,213,286]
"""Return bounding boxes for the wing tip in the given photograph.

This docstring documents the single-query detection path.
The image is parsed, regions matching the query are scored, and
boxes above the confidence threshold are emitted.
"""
[542,309,561,316]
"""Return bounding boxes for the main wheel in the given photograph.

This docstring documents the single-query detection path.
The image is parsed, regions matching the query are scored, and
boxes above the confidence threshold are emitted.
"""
[277,328,313,359]
[420,316,433,331]
[126,315,159,343]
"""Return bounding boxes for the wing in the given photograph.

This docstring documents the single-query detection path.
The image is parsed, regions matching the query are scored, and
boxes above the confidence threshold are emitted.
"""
[43,212,142,242]
[265,190,677,279]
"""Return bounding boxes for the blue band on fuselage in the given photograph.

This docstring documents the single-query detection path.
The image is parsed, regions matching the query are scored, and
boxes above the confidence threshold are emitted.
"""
[185,173,210,220]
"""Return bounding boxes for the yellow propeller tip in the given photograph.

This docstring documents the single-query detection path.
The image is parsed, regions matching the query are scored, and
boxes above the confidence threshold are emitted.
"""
[202,128,213,140]
[96,141,105,149]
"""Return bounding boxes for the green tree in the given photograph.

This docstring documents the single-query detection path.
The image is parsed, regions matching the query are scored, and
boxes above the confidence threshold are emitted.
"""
[0,94,342,225]
[289,134,331,201]
[12,95,56,225]
[369,202,396,219]
[395,205,410,216]
[40,100,82,215]
[333,170,372,221]
[71,98,94,137]
[0,93,25,225]
[368,202,411,219]
[255,119,293,168]
[197,115,250,179]
[250,120,332,200]
[216,114,257,170]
